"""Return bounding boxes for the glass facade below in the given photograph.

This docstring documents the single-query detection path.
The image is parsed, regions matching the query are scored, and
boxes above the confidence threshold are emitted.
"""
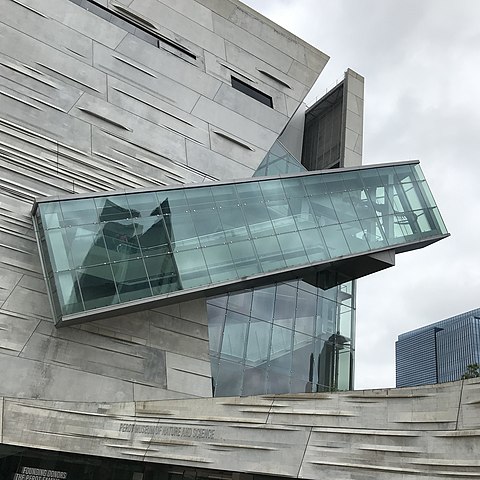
[33,162,448,325]
[208,280,354,396]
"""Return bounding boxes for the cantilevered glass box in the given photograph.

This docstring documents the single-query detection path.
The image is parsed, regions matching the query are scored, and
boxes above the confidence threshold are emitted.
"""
[32,161,448,326]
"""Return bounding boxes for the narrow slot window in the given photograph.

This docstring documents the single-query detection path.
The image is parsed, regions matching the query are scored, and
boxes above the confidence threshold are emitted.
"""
[69,0,196,61]
[231,76,273,108]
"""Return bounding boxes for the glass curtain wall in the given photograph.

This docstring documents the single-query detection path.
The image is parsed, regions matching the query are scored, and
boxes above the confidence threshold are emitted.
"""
[34,161,447,325]
[209,141,354,396]
[207,280,354,396]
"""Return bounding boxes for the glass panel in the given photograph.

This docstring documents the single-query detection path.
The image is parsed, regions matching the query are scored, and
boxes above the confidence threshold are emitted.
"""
[322,224,351,257]
[202,244,237,283]
[393,163,415,183]
[338,304,353,339]
[244,202,275,238]
[60,198,98,226]
[112,258,151,302]
[430,207,448,234]
[277,231,308,267]
[45,228,70,271]
[403,183,425,210]
[192,209,225,247]
[245,318,271,367]
[229,240,260,277]
[221,310,249,360]
[242,364,267,396]
[273,283,296,329]
[227,291,252,316]
[337,349,352,391]
[126,192,161,216]
[102,219,141,263]
[270,324,293,371]
[330,191,358,223]
[235,182,263,201]
[259,179,286,202]
[316,297,337,337]
[54,270,84,315]
[254,140,305,177]
[215,359,244,397]
[341,171,364,191]
[77,263,119,310]
[250,286,276,321]
[174,249,209,288]
[217,200,249,242]
[348,189,377,220]
[66,224,109,268]
[266,369,291,394]
[156,189,188,213]
[184,185,213,207]
[254,236,286,272]
[295,289,316,336]
[135,216,171,257]
[95,195,132,222]
[206,303,225,357]
[293,200,319,231]
[167,212,199,251]
[309,194,338,226]
[39,201,63,229]
[410,163,426,181]
[144,253,179,294]
[207,295,228,309]
[341,220,370,254]
[282,177,307,198]
[359,217,388,249]
[298,228,329,263]
[292,333,315,387]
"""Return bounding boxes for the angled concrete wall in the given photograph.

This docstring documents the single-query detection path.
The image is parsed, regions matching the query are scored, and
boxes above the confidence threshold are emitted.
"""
[1,380,479,478]
[0,0,327,402]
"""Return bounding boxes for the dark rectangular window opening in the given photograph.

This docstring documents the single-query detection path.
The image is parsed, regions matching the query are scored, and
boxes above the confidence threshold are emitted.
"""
[231,76,273,108]
[69,0,197,61]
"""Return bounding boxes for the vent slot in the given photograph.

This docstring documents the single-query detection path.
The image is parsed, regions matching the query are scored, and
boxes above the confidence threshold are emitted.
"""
[257,69,291,89]
[213,130,254,151]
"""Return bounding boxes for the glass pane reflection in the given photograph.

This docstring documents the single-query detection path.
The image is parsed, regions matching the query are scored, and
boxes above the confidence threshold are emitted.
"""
[35,162,447,323]
[207,279,356,396]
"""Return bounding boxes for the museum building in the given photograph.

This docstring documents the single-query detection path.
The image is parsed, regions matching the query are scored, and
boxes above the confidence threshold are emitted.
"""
[0,1,470,479]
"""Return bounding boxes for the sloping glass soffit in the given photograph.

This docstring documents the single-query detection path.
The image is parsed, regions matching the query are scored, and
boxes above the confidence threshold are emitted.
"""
[32,161,448,326]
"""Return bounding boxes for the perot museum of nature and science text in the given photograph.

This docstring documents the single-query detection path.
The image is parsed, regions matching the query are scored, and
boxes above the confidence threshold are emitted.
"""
[0,0,478,479]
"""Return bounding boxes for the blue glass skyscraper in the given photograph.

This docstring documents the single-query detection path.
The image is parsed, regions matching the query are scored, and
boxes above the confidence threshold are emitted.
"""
[396,308,480,387]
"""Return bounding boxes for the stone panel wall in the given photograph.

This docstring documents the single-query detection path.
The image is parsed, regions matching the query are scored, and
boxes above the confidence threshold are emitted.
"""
[0,0,327,402]
[1,380,479,478]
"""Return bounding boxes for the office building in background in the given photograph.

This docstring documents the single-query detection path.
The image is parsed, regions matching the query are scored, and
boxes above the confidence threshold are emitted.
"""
[396,308,480,387]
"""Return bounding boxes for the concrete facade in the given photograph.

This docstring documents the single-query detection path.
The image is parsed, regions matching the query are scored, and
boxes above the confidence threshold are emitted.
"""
[1,380,480,478]
[0,0,326,403]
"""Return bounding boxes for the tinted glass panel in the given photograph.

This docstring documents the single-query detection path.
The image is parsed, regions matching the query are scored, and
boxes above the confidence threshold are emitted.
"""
[34,162,447,324]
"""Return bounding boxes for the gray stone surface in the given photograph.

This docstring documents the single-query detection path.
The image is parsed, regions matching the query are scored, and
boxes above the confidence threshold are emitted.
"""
[0,0,325,403]
[343,69,364,168]
[1,381,479,478]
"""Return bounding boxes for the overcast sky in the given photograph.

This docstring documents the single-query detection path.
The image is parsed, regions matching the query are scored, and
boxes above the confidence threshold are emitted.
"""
[244,0,480,389]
